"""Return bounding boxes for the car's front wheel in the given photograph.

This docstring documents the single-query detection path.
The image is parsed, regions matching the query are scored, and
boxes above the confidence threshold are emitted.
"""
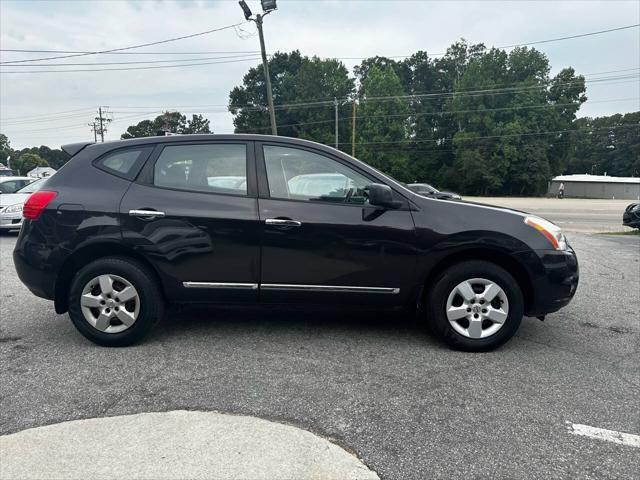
[68,256,164,347]
[427,261,523,351]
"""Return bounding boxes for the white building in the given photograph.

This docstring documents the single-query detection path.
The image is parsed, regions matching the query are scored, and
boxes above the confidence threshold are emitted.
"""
[27,166,57,178]
[548,174,640,200]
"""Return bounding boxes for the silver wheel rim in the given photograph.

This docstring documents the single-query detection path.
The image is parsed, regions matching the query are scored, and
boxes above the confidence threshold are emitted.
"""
[445,277,509,339]
[80,274,140,334]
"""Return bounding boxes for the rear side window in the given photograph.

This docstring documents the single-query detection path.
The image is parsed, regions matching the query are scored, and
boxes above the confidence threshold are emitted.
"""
[96,147,153,180]
[153,144,247,196]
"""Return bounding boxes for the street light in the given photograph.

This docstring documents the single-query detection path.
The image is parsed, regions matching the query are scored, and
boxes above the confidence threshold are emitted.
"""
[238,0,278,135]
[238,0,253,20]
[261,0,277,12]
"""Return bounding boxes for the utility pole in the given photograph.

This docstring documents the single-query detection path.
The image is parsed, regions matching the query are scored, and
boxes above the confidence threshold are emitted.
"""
[334,97,339,149]
[94,107,112,142]
[351,100,357,157]
[239,1,278,135]
[256,14,277,135]
[98,107,104,142]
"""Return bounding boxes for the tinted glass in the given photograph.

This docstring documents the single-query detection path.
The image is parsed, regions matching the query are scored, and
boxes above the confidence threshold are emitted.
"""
[154,144,247,195]
[17,178,47,193]
[98,148,151,179]
[263,146,370,204]
[0,179,31,193]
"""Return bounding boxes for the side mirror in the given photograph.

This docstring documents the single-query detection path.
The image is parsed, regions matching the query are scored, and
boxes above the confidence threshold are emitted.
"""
[366,183,402,209]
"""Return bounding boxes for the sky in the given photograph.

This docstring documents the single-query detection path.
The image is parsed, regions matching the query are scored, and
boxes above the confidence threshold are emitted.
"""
[0,0,638,149]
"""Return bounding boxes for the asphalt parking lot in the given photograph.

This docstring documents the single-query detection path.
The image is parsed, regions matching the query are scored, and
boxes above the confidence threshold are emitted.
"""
[1,230,639,479]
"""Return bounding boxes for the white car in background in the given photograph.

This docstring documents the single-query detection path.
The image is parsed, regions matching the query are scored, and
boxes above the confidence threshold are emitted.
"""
[0,178,47,232]
[0,176,35,194]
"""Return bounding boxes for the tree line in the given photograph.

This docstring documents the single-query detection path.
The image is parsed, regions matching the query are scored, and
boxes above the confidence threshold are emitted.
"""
[1,40,637,192]
[229,42,639,194]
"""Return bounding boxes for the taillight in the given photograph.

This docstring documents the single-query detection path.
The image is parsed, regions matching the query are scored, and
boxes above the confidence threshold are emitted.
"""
[23,191,57,220]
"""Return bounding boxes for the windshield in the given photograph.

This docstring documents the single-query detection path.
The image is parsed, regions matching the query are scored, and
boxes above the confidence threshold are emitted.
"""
[16,178,47,194]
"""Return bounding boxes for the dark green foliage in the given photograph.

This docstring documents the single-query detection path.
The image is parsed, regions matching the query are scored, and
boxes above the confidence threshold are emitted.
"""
[229,42,636,195]
[121,112,211,139]
[229,51,355,150]
[566,112,639,177]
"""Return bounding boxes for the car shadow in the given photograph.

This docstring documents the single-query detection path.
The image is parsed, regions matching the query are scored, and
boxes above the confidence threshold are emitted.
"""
[150,304,441,346]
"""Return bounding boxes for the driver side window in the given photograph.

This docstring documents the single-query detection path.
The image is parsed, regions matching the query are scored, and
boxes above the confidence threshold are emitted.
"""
[263,145,371,204]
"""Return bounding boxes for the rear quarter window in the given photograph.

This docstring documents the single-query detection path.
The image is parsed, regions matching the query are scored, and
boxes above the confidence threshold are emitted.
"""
[94,147,154,180]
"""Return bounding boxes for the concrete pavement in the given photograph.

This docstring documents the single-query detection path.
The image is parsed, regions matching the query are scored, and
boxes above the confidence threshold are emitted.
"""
[0,410,378,480]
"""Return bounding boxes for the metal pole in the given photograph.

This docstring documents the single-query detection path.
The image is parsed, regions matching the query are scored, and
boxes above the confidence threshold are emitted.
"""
[351,100,357,157]
[334,97,339,149]
[98,107,105,142]
[256,14,277,135]
[92,123,97,142]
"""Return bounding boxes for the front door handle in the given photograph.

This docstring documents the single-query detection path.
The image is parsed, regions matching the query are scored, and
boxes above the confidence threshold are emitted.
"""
[129,209,166,218]
[265,218,302,228]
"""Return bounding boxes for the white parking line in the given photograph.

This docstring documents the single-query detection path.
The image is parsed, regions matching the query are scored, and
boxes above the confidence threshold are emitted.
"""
[567,422,640,448]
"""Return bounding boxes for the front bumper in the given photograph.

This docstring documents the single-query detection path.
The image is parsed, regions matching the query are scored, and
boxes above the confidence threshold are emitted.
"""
[0,213,23,230]
[515,246,579,317]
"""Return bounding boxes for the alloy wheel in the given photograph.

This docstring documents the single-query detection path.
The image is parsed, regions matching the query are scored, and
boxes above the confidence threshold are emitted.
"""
[445,277,509,339]
[80,274,140,333]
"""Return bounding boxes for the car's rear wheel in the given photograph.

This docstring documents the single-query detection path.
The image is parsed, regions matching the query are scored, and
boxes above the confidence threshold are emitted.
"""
[427,261,523,351]
[68,256,164,347]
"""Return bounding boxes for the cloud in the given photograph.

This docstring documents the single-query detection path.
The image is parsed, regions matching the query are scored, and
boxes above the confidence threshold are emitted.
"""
[1,0,638,148]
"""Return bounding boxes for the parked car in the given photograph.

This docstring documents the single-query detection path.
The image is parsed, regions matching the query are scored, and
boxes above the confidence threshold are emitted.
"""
[14,135,578,350]
[0,176,35,194]
[407,183,461,200]
[0,178,48,232]
[622,202,640,229]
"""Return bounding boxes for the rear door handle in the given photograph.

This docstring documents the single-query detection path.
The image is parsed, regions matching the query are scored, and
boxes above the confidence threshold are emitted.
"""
[265,218,302,227]
[129,209,166,218]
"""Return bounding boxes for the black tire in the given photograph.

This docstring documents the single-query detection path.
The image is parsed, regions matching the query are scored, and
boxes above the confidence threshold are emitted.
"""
[68,256,164,347]
[426,260,523,351]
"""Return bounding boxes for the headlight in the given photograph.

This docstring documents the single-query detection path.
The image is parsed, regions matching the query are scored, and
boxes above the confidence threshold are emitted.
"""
[2,203,23,214]
[524,216,567,250]
[631,204,640,213]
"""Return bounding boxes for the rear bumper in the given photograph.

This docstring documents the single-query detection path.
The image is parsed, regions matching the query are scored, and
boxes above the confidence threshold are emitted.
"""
[516,247,579,317]
[13,223,57,301]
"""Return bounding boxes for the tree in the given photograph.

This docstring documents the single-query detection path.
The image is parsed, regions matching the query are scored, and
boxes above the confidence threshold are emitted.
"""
[181,114,211,134]
[121,112,212,139]
[0,133,12,166]
[14,153,48,175]
[567,112,640,177]
[356,65,411,181]
[229,51,354,149]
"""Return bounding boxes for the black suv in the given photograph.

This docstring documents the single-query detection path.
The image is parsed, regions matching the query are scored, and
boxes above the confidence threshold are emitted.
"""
[14,135,578,350]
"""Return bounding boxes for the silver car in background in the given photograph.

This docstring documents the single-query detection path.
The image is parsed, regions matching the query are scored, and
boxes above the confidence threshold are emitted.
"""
[0,178,47,232]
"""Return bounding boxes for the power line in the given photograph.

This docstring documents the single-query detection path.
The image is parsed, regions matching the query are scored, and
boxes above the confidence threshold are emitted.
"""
[0,56,263,74]
[5,24,635,62]
[0,49,260,55]
[0,21,250,64]
[338,124,637,146]
[330,24,640,60]
[0,53,263,67]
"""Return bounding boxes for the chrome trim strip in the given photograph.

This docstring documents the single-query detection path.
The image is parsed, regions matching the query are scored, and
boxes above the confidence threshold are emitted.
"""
[183,282,259,290]
[260,284,400,294]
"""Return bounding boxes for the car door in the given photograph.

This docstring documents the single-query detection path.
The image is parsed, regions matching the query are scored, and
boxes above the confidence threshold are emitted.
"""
[256,142,418,307]
[119,141,260,303]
